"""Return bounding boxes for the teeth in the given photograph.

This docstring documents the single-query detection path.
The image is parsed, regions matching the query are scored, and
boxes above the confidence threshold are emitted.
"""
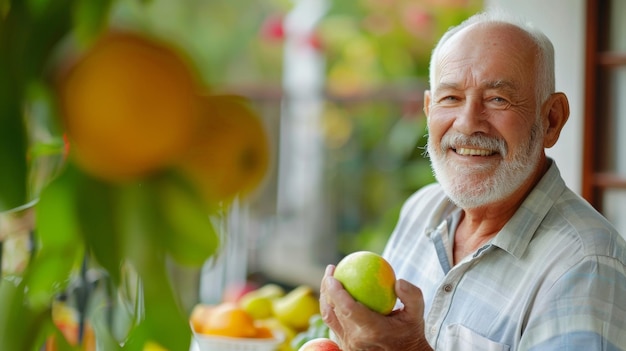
[456,147,495,156]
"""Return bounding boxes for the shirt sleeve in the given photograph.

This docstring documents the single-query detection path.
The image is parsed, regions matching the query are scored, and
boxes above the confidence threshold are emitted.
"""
[519,254,626,350]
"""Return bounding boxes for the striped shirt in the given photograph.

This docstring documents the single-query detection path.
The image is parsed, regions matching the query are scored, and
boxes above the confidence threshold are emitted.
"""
[382,160,626,350]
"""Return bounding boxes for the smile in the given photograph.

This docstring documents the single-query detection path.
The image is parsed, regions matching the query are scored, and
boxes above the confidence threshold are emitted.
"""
[453,147,497,156]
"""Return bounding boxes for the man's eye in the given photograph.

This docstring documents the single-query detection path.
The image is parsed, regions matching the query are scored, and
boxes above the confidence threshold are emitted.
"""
[487,96,510,107]
[486,96,511,109]
[440,96,460,103]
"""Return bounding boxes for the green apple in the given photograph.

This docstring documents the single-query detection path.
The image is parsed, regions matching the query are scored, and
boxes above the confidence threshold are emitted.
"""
[333,251,397,315]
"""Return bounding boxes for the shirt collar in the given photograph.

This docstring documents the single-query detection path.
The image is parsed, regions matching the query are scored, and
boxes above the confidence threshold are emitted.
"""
[491,158,567,259]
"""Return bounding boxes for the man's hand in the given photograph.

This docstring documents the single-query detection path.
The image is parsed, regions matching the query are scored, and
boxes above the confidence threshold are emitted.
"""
[319,265,433,351]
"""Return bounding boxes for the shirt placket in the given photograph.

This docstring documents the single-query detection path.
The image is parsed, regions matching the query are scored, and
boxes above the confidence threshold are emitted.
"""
[424,217,479,349]
[425,260,474,346]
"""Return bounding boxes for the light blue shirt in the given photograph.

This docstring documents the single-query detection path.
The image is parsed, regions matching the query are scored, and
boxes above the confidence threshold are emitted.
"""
[382,160,626,350]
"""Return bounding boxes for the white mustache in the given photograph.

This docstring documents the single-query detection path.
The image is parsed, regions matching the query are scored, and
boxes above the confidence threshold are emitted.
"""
[438,133,508,156]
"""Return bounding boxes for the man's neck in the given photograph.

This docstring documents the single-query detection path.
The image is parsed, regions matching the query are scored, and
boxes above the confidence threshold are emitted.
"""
[452,156,550,265]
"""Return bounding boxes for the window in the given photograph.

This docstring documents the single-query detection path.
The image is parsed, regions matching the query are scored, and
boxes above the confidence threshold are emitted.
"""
[583,0,626,235]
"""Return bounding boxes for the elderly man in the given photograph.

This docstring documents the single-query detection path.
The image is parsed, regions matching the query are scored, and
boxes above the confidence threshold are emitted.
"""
[320,11,626,351]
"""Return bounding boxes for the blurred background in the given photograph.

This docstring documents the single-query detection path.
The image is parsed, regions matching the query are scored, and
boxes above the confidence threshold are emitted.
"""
[71,0,482,299]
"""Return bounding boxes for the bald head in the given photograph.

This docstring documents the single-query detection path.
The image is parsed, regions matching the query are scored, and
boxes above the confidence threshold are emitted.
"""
[429,12,555,106]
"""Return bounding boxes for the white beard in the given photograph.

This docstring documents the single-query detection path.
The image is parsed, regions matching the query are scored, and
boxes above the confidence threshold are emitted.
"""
[427,120,544,209]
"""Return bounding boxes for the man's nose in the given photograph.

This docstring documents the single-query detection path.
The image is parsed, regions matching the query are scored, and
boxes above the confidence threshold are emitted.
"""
[454,99,488,135]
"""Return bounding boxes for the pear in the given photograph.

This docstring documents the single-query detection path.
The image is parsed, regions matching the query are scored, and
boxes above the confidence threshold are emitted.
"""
[272,285,320,331]
[256,317,298,351]
[251,283,286,300]
[240,284,286,319]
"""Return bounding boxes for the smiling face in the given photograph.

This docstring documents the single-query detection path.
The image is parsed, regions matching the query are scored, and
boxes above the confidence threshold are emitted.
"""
[425,22,547,209]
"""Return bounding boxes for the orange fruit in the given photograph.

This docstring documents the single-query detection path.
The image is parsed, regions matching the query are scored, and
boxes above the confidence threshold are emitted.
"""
[333,251,397,315]
[59,31,200,182]
[254,325,274,339]
[189,303,214,333]
[178,94,270,203]
[197,302,258,338]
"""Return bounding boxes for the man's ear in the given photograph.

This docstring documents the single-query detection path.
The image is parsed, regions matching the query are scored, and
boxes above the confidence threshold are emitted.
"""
[424,90,431,118]
[542,92,570,148]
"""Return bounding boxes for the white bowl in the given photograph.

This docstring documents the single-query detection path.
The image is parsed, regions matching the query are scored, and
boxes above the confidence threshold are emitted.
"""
[192,331,284,351]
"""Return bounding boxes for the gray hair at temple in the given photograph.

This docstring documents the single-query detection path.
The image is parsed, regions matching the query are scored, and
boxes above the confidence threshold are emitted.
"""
[428,10,556,107]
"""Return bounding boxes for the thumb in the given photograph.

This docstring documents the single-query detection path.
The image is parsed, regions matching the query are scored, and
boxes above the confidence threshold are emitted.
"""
[395,279,424,317]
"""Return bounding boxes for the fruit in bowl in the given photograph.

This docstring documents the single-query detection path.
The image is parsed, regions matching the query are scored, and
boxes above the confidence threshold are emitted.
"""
[191,302,274,339]
[272,285,320,331]
[190,283,322,350]
[240,283,285,319]
[190,302,284,351]
[197,302,258,338]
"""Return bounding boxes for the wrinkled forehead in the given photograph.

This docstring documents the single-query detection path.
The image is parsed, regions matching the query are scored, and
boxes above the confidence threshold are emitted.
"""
[433,22,540,88]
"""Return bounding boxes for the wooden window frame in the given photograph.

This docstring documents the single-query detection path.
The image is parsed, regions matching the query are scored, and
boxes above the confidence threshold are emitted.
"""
[582,0,626,212]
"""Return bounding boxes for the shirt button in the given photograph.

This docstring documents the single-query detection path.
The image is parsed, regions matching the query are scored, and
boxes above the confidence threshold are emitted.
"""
[430,326,437,335]
[443,284,453,293]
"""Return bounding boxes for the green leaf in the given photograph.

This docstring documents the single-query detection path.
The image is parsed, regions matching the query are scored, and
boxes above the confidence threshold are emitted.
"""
[0,276,52,351]
[155,172,219,266]
[29,166,83,309]
[139,260,191,351]
[26,82,68,200]
[75,170,124,285]
[0,0,73,212]
[115,181,164,270]
[112,182,191,351]
[72,0,113,47]
[27,0,54,17]
[19,0,74,82]
[0,66,28,211]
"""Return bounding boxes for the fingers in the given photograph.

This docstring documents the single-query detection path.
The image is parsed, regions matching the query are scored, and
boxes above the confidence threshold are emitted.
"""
[326,264,336,276]
[320,264,336,309]
[324,271,372,321]
[322,272,428,350]
[322,272,429,351]
[396,279,425,316]
[320,264,375,340]
[320,265,343,335]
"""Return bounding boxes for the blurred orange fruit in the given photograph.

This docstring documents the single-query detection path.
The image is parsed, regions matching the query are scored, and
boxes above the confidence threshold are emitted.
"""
[189,303,214,334]
[59,31,200,182]
[194,302,258,338]
[254,325,274,339]
[178,94,270,203]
